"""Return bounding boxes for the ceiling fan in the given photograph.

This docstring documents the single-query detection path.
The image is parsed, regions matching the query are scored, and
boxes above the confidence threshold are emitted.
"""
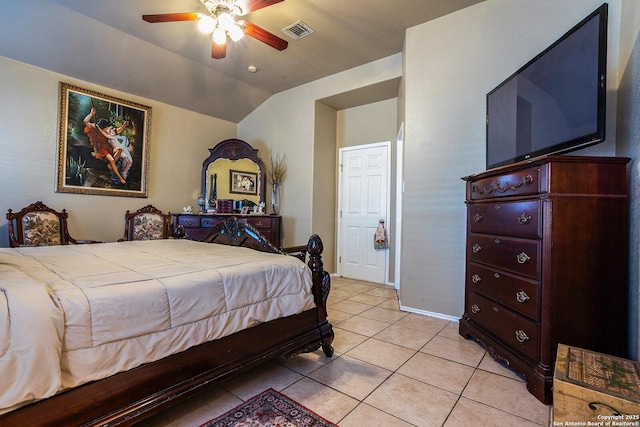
[142,0,288,59]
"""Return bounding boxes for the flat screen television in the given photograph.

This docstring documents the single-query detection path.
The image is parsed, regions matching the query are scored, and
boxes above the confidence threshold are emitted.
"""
[486,3,608,170]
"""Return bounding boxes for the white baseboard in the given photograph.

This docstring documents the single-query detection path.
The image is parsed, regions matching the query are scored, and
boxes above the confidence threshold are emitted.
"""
[399,304,460,322]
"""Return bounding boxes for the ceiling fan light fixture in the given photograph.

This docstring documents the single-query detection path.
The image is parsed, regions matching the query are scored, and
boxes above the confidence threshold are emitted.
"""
[198,15,216,34]
[143,0,288,58]
[232,4,244,16]
[217,11,235,31]
[213,27,227,44]
[228,24,244,41]
[202,0,216,11]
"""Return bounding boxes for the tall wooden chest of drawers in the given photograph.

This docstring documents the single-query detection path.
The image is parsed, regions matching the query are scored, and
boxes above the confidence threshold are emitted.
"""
[459,155,629,404]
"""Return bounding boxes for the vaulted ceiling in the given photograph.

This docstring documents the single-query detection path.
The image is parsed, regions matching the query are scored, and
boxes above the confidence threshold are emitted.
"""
[0,0,486,122]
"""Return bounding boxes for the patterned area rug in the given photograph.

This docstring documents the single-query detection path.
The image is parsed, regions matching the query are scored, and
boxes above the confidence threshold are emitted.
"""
[199,388,338,427]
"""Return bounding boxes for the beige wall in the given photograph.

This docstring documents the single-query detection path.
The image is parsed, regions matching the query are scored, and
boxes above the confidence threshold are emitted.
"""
[312,102,338,272]
[336,99,398,149]
[0,56,236,246]
[401,0,622,321]
[238,54,402,254]
[239,74,400,275]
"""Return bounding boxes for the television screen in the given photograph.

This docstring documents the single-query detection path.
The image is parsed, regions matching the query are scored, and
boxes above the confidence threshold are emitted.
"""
[486,4,608,170]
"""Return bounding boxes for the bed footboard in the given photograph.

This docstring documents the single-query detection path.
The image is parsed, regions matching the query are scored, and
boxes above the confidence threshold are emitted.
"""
[306,233,334,358]
[0,221,334,427]
[202,217,333,356]
[203,218,333,356]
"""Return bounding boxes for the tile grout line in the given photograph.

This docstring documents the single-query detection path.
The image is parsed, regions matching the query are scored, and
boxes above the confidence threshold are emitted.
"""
[328,279,550,426]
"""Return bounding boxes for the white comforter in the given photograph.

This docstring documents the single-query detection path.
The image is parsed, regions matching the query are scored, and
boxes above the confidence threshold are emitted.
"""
[0,240,314,413]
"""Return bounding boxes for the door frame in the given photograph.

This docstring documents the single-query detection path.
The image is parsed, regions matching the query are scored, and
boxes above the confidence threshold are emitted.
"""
[336,141,391,284]
[394,123,404,291]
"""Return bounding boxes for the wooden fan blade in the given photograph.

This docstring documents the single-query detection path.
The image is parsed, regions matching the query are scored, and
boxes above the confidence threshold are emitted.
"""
[243,20,288,51]
[212,42,227,59]
[142,13,199,23]
[243,0,284,14]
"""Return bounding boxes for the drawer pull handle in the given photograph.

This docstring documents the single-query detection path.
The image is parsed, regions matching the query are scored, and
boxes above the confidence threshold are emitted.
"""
[255,221,264,227]
[516,252,531,264]
[471,175,535,196]
[471,274,481,284]
[186,220,193,225]
[516,291,530,303]
[518,212,532,224]
[494,238,501,244]
[471,304,480,313]
[472,244,482,253]
[473,213,483,223]
[515,330,529,343]
[494,272,501,279]
[203,220,210,225]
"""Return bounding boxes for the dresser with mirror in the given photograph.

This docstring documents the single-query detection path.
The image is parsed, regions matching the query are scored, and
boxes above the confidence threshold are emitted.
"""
[171,139,282,247]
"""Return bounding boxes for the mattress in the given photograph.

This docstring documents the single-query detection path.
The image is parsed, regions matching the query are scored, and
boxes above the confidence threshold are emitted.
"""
[0,239,314,412]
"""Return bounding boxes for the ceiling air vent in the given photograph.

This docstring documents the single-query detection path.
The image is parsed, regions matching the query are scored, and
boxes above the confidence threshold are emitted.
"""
[282,21,315,40]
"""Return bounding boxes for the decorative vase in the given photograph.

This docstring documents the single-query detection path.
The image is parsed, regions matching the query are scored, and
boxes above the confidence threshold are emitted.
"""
[208,173,217,212]
[271,182,280,215]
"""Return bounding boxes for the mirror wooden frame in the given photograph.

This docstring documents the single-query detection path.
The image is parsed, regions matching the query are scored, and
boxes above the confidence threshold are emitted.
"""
[202,139,266,204]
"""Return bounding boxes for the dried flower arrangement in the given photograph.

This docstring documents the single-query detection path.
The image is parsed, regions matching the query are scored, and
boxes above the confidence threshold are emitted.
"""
[268,153,286,185]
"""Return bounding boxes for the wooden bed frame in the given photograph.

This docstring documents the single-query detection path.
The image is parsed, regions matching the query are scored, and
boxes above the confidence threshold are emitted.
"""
[0,218,334,426]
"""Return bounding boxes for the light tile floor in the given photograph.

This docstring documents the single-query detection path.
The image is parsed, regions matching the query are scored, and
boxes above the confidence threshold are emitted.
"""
[136,277,552,427]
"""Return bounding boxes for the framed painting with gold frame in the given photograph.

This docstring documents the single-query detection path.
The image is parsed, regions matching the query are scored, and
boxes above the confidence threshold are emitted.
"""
[56,82,151,197]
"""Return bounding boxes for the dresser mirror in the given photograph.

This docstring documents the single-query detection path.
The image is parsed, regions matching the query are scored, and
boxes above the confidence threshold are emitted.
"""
[201,139,266,208]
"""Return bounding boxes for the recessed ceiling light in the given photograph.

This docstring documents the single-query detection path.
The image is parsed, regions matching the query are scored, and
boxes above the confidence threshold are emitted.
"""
[248,65,258,73]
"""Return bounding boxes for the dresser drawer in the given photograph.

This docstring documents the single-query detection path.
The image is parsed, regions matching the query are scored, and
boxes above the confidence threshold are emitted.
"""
[200,216,226,228]
[176,215,201,228]
[467,262,540,321]
[176,214,227,228]
[467,234,540,279]
[468,200,541,238]
[469,166,540,200]
[247,217,275,230]
[467,292,539,361]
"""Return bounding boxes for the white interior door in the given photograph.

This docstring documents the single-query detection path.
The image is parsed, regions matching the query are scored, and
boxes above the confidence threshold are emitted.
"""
[338,142,390,284]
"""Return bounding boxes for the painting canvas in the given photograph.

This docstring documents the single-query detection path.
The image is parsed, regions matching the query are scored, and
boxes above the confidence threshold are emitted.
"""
[230,170,258,195]
[56,83,151,197]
